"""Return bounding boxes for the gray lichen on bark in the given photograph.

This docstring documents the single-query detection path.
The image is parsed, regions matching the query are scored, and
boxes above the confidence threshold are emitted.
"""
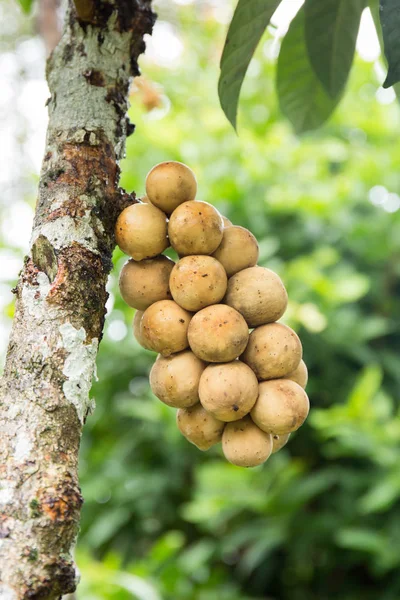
[0,1,155,598]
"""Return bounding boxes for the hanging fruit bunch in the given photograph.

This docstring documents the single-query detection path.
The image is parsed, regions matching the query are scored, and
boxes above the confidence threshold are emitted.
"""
[116,161,309,468]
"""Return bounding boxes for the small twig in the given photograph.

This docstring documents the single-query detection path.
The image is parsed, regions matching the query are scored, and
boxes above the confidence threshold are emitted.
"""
[37,0,62,55]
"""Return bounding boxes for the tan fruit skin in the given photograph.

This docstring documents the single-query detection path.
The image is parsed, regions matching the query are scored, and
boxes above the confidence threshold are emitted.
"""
[141,300,192,357]
[199,361,258,422]
[241,322,302,380]
[283,359,308,389]
[168,201,224,256]
[251,379,310,435]
[222,416,273,467]
[271,433,290,454]
[115,203,168,260]
[188,304,249,363]
[221,215,233,228]
[150,351,206,408]
[176,403,225,450]
[170,255,227,312]
[225,266,288,327]
[133,310,150,349]
[212,226,259,278]
[146,161,197,215]
[119,256,175,311]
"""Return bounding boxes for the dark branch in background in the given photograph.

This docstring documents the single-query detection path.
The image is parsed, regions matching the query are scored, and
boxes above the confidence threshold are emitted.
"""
[37,0,61,55]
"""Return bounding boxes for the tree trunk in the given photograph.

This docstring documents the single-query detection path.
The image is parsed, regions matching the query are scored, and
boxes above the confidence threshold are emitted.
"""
[0,1,155,598]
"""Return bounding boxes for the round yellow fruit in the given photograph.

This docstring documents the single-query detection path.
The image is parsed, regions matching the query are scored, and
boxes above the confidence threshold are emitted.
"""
[221,215,233,228]
[141,300,192,356]
[119,256,174,311]
[132,310,150,349]
[168,200,223,256]
[222,416,273,467]
[271,433,291,454]
[115,203,168,261]
[251,379,309,435]
[212,226,259,278]
[176,403,225,450]
[225,266,287,327]
[188,304,249,363]
[170,255,227,312]
[283,359,308,389]
[145,161,197,215]
[198,361,258,421]
[241,322,302,380]
[150,350,206,408]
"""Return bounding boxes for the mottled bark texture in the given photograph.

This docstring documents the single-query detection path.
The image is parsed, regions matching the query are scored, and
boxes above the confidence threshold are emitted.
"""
[0,1,155,598]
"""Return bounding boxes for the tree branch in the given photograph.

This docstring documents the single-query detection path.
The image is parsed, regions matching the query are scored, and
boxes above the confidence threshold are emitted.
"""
[37,0,62,56]
[0,1,155,597]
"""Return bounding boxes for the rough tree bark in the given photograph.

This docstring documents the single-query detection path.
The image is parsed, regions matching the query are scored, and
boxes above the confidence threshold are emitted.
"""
[0,1,155,597]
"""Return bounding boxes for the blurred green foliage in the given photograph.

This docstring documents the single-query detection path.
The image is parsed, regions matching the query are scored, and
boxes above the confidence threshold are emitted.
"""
[77,4,400,598]
[17,0,34,14]
[4,1,400,598]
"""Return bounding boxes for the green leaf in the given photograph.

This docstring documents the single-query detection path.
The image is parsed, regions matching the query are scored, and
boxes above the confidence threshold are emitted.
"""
[380,0,400,87]
[335,527,387,554]
[370,0,400,98]
[277,7,340,133]
[347,364,383,415]
[17,0,34,14]
[359,471,400,514]
[305,0,365,98]
[116,573,162,600]
[218,0,283,129]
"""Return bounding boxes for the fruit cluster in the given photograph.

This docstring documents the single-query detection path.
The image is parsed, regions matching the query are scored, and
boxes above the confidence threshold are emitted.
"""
[115,161,309,468]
